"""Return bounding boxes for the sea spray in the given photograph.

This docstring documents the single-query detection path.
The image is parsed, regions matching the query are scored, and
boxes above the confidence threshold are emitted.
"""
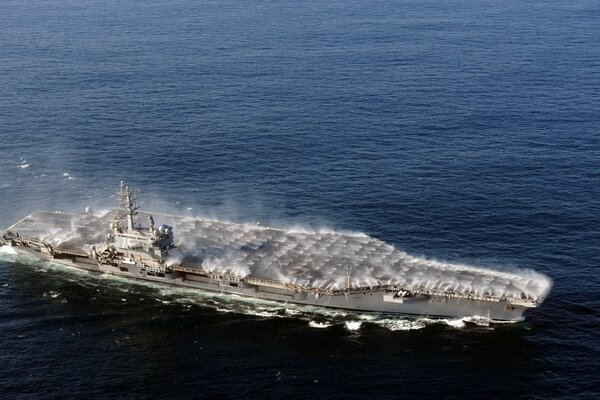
[344,320,362,331]
[0,250,511,331]
[3,210,553,303]
[168,214,552,302]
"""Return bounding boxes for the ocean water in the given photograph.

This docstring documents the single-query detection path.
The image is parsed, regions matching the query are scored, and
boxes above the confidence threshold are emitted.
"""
[1,0,599,398]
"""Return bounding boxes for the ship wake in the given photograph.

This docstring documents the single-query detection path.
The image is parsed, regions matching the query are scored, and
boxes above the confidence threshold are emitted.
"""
[0,248,511,331]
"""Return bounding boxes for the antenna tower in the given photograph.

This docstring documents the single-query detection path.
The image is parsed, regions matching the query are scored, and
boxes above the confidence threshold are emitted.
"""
[118,181,140,232]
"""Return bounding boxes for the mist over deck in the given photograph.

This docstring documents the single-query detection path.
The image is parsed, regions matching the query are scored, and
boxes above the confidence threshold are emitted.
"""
[5,210,552,303]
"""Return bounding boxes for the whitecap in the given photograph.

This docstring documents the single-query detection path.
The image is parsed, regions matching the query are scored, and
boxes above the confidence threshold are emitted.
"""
[308,321,332,328]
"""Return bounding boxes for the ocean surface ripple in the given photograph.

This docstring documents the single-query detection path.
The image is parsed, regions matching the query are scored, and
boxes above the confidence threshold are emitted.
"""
[1,0,599,399]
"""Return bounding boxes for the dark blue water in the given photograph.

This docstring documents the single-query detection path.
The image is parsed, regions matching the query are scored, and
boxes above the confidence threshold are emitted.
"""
[1,0,599,398]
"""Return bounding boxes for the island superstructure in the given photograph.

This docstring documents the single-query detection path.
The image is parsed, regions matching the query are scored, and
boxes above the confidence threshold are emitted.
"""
[0,182,552,321]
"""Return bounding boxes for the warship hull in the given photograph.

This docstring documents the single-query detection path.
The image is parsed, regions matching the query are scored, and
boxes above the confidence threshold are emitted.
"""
[1,183,550,322]
[2,242,528,321]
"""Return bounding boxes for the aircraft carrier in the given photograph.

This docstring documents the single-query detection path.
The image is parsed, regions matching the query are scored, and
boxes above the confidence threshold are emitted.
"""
[0,183,552,321]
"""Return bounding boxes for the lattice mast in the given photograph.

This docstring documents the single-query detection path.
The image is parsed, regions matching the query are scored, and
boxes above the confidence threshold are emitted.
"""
[118,181,140,232]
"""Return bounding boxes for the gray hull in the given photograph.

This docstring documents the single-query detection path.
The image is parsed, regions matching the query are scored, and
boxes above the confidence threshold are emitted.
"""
[1,183,549,322]
[6,245,527,321]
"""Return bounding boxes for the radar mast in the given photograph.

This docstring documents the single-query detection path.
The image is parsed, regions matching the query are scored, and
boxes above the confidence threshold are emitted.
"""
[118,181,140,232]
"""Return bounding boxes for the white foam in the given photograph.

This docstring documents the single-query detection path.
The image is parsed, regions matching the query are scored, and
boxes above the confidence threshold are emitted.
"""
[372,318,426,331]
[462,315,493,326]
[308,321,332,328]
[245,309,283,319]
[440,318,467,329]
[0,246,18,255]
[344,320,362,331]
[18,157,30,169]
